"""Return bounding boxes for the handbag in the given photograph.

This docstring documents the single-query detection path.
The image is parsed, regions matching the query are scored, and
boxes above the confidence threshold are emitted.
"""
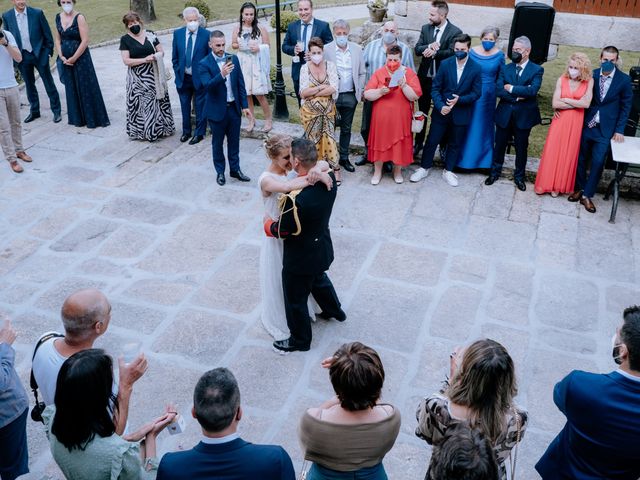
[147,31,173,81]
[411,102,425,133]
[508,407,522,480]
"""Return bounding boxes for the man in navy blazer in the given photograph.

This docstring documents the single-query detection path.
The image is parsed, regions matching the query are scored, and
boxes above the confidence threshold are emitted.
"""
[486,36,543,191]
[569,45,633,214]
[157,368,295,480]
[282,0,332,104]
[411,34,481,187]
[172,6,211,145]
[199,31,253,186]
[535,305,640,479]
[2,0,61,123]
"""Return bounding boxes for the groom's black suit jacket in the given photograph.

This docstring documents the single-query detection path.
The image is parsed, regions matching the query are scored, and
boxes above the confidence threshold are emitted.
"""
[266,172,337,276]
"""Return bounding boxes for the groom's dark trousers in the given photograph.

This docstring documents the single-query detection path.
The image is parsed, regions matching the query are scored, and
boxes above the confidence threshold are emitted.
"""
[266,172,342,348]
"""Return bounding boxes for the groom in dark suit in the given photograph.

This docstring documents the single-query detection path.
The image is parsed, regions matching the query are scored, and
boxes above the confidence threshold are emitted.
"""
[569,45,632,213]
[486,35,544,191]
[264,138,345,353]
[282,0,332,104]
[2,0,61,123]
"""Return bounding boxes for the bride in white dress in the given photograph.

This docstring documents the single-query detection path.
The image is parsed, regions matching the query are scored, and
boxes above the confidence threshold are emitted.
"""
[259,134,332,340]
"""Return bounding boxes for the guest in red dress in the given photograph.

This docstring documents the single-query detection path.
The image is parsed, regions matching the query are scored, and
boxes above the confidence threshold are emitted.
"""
[364,45,421,185]
[534,53,593,196]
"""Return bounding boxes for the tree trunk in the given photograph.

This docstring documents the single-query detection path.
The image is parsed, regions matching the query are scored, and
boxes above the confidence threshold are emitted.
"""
[131,0,157,22]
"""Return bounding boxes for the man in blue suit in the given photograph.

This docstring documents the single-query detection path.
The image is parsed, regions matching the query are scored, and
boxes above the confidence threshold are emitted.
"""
[535,305,640,479]
[199,31,252,186]
[172,6,210,145]
[2,0,61,123]
[282,0,332,105]
[486,36,543,191]
[568,45,632,213]
[411,34,481,187]
[157,368,295,480]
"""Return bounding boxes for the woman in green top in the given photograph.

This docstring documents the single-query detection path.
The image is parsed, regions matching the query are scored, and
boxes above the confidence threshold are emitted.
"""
[44,349,176,479]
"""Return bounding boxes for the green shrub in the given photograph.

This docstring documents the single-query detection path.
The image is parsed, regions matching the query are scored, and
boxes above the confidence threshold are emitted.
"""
[184,0,211,21]
[270,10,298,31]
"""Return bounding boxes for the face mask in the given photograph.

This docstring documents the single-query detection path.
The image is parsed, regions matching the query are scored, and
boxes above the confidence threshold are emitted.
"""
[601,60,615,74]
[187,21,199,32]
[382,32,396,45]
[568,67,580,79]
[61,3,73,14]
[511,51,523,64]
[454,51,467,60]
[612,333,623,365]
[386,60,400,72]
[481,40,495,51]
[335,35,348,48]
[310,54,323,65]
[129,25,141,35]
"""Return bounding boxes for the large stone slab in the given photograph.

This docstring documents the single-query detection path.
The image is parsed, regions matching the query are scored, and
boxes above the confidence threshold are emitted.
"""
[50,218,119,253]
[101,195,185,225]
[534,273,599,331]
[463,217,537,259]
[369,242,447,288]
[430,285,483,341]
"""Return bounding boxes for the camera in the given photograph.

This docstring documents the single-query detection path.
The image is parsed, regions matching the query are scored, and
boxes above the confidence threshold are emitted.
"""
[31,401,46,423]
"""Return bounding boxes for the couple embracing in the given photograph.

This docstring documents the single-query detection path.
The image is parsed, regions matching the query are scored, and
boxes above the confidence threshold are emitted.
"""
[260,136,346,353]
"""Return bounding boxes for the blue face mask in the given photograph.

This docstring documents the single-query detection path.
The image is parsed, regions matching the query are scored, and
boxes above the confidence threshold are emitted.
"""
[335,35,348,48]
[382,32,396,45]
[481,40,495,51]
[454,50,468,60]
[601,60,615,74]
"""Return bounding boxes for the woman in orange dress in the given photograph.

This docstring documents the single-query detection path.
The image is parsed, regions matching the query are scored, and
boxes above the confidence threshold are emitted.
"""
[364,45,421,185]
[534,53,593,196]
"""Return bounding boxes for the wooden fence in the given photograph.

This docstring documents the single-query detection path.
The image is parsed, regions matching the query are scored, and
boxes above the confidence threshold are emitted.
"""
[451,0,640,17]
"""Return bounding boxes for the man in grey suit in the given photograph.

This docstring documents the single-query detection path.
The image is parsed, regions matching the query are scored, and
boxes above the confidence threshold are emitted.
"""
[413,0,461,157]
[323,19,365,173]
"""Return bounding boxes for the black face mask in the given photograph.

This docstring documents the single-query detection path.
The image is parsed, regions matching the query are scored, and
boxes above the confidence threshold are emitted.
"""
[129,25,141,35]
[511,51,523,64]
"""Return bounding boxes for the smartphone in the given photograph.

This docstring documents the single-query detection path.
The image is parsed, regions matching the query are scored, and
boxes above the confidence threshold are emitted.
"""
[225,56,233,65]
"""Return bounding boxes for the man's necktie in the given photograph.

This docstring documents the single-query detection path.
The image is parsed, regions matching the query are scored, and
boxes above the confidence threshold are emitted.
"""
[186,32,194,69]
[588,75,608,128]
[18,13,31,52]
[302,23,310,51]
[428,28,440,78]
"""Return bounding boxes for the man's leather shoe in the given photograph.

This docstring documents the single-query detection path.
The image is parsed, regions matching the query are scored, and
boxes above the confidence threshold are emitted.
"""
[568,190,583,202]
[230,170,250,182]
[9,160,23,173]
[515,179,526,191]
[355,156,368,166]
[180,134,190,143]
[189,135,204,145]
[24,112,40,123]
[16,151,32,162]
[484,176,498,186]
[53,113,62,123]
[339,159,355,172]
[216,173,226,186]
[273,338,310,353]
[317,310,347,322]
[580,197,596,213]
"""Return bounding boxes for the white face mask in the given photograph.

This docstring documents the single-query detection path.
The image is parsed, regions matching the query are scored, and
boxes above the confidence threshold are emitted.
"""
[61,3,73,14]
[568,67,580,79]
[187,21,199,32]
[310,54,323,65]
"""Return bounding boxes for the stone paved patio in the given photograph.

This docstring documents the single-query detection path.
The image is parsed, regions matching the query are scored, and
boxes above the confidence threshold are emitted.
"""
[2,9,640,479]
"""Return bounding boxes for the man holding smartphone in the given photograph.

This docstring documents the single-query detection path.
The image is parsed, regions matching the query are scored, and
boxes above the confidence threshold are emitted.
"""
[199,30,253,186]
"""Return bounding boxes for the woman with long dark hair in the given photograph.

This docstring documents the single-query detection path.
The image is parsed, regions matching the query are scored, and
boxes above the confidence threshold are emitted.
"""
[231,2,272,132]
[416,339,527,480]
[44,349,176,479]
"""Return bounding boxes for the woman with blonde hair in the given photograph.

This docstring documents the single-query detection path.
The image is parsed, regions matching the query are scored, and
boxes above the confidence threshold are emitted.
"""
[534,52,593,196]
[416,339,527,480]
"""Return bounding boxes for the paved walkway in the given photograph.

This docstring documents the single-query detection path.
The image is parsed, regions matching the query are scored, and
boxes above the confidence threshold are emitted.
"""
[2,5,640,479]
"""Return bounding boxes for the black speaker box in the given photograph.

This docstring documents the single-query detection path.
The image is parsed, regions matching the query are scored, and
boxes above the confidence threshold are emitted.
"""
[508,2,556,65]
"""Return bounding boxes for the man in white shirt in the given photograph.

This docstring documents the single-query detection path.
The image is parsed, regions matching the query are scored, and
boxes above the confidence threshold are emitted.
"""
[323,19,365,173]
[0,17,30,173]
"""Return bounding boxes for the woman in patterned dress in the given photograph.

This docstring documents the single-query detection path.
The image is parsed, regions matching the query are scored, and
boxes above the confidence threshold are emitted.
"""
[415,339,528,480]
[119,11,174,142]
[231,2,272,132]
[299,37,340,183]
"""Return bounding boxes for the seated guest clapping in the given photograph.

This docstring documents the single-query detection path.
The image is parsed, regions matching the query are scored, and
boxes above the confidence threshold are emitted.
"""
[44,349,177,479]
[299,342,401,479]
[157,368,295,480]
[416,339,527,480]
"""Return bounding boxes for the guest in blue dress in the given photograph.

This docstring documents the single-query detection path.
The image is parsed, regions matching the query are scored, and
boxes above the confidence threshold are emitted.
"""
[54,0,110,128]
[457,26,504,170]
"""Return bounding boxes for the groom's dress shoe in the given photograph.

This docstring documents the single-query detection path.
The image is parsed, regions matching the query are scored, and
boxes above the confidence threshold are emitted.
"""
[273,338,310,353]
[24,112,40,123]
[317,310,346,322]
[216,173,226,186]
[230,170,250,182]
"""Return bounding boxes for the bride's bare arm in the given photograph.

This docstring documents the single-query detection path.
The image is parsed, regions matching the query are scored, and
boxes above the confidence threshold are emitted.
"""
[260,175,309,194]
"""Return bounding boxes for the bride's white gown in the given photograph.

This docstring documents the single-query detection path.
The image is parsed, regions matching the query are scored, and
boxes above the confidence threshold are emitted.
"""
[259,171,320,340]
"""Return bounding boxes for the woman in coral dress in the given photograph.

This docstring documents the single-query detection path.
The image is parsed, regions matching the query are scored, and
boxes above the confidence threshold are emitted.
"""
[535,53,594,196]
[364,45,421,185]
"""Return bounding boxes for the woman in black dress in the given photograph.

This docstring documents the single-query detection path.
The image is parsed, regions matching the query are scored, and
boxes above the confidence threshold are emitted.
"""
[54,0,109,128]
[119,11,174,141]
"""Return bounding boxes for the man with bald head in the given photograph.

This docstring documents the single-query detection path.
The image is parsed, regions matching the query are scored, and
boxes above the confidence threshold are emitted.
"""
[31,289,146,434]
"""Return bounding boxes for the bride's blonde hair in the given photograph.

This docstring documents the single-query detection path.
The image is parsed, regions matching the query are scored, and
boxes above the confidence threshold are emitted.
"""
[264,134,293,160]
